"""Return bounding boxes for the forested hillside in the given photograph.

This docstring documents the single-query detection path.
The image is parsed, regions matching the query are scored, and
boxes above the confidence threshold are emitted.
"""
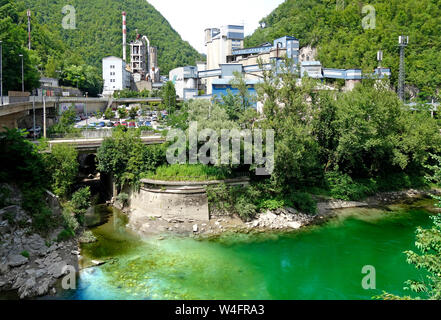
[20,0,202,75]
[246,0,441,101]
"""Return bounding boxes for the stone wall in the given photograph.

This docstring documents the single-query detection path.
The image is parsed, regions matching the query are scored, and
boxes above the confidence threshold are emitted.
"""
[127,178,249,227]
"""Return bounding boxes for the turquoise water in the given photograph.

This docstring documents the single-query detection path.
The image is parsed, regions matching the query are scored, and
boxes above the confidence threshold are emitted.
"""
[62,201,435,300]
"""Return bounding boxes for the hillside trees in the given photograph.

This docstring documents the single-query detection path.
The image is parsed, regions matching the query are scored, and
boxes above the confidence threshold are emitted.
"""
[246,0,441,101]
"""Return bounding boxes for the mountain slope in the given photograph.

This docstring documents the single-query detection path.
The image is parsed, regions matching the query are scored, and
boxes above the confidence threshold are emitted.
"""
[246,0,441,100]
[20,0,202,75]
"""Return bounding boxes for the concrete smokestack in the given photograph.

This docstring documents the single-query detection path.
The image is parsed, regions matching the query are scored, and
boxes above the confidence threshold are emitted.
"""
[122,11,127,61]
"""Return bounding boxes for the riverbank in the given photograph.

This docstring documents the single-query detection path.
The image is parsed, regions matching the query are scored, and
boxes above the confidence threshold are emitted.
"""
[67,199,436,300]
[0,184,80,299]
[120,188,441,239]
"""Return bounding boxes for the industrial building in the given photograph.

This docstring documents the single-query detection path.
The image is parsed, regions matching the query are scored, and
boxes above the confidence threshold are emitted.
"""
[102,12,161,96]
[102,56,131,96]
[170,23,391,104]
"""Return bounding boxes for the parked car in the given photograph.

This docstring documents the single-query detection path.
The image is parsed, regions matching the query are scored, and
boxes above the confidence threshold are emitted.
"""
[97,122,106,128]
[152,116,158,121]
[121,122,128,127]
[106,122,114,127]
[114,122,121,127]
[128,122,136,128]
[144,121,152,127]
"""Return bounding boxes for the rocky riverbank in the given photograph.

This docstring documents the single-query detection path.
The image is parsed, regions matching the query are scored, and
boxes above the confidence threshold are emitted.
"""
[0,185,79,299]
[122,188,441,239]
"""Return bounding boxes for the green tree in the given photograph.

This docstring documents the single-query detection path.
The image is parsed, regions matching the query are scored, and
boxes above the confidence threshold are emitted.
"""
[104,108,115,120]
[71,186,91,215]
[118,107,128,119]
[45,144,79,198]
[162,81,177,114]
[379,214,441,300]
[0,0,40,91]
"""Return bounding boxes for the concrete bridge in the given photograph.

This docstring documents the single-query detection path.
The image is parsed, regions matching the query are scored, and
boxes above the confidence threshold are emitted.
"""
[43,135,166,153]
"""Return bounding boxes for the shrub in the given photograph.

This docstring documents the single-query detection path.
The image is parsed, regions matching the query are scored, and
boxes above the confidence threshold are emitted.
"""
[57,228,75,242]
[21,250,30,258]
[259,199,285,211]
[116,193,129,207]
[325,171,374,201]
[62,207,80,232]
[71,187,91,215]
[286,192,317,215]
[234,195,257,221]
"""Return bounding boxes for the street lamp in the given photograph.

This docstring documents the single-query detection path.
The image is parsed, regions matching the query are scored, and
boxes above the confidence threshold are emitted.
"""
[0,40,3,106]
[19,54,24,92]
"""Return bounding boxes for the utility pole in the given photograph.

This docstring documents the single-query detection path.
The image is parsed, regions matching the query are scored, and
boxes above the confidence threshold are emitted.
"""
[0,40,3,106]
[19,54,24,92]
[85,92,88,131]
[43,92,47,138]
[398,35,409,102]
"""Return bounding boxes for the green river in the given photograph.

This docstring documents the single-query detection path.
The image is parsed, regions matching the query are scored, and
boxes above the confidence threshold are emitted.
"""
[60,199,436,300]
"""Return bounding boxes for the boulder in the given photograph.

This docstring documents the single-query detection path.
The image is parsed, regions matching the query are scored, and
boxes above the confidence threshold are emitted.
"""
[286,221,302,229]
[8,254,29,267]
[193,224,198,233]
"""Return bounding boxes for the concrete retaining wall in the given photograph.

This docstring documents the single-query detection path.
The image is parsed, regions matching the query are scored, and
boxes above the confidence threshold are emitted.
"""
[127,178,249,225]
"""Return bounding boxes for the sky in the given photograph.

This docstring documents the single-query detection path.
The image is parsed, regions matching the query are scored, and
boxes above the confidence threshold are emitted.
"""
[147,0,286,53]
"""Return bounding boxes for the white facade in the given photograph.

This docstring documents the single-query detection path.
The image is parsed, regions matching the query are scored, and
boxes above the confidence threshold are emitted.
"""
[102,56,131,96]
[169,66,198,99]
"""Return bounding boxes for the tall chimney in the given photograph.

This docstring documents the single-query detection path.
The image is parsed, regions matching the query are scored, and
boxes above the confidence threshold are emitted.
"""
[122,11,127,61]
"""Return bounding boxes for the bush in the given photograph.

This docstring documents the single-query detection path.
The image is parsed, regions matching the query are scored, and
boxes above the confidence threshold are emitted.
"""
[71,187,91,215]
[57,228,75,242]
[62,207,80,232]
[259,199,285,211]
[234,195,257,221]
[116,193,129,207]
[325,171,374,201]
[21,250,30,258]
[286,192,317,215]
[144,164,232,181]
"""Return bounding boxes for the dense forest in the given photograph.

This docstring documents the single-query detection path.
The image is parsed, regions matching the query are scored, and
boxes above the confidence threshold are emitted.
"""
[19,0,202,75]
[245,0,441,101]
[1,0,202,94]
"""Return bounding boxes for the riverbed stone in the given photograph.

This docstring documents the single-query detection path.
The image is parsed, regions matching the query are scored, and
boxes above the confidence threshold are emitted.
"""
[8,254,29,267]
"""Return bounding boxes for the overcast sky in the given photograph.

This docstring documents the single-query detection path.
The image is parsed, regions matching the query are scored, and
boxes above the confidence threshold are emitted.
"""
[147,0,285,53]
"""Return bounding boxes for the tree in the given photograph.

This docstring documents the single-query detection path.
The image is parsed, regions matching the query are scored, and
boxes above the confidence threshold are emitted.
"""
[104,108,115,120]
[230,72,255,111]
[71,186,91,216]
[0,0,40,91]
[162,81,177,114]
[118,107,128,119]
[97,129,144,189]
[379,213,441,300]
[45,144,79,198]
[129,107,138,120]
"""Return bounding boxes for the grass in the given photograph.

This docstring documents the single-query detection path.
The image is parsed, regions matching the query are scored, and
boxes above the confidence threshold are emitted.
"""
[142,164,233,182]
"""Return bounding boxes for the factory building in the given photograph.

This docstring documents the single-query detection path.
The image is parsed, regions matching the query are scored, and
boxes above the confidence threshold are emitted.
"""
[129,32,160,83]
[169,66,199,100]
[102,56,131,96]
[102,12,162,96]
